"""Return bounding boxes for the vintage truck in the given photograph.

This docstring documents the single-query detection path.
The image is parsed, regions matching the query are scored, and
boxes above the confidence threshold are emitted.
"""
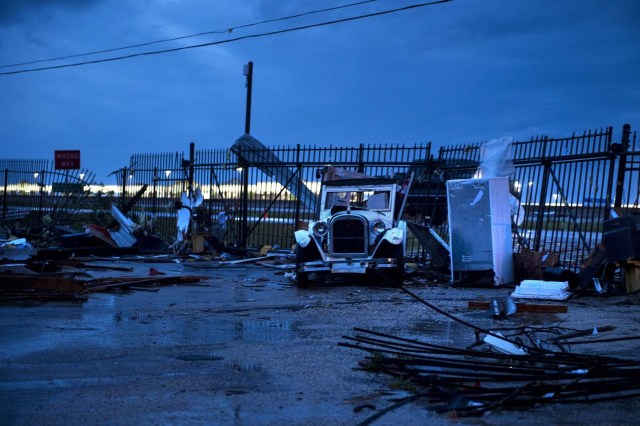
[293,177,408,287]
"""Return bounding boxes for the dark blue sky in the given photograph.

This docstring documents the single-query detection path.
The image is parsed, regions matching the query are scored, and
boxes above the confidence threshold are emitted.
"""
[1,0,639,184]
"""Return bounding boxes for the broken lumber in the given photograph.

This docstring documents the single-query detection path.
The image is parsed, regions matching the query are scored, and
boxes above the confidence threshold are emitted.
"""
[0,273,88,301]
[86,275,207,291]
[467,300,568,313]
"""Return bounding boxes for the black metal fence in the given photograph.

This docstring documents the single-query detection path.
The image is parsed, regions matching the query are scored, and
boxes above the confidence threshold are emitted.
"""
[2,124,637,273]
[1,159,96,231]
[115,125,636,271]
[429,127,634,269]
[120,142,431,251]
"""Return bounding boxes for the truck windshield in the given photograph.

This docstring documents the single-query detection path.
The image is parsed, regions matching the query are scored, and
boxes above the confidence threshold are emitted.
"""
[325,189,391,211]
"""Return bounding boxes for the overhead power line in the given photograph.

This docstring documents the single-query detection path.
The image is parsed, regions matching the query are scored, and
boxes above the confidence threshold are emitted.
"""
[0,0,379,69]
[0,0,453,76]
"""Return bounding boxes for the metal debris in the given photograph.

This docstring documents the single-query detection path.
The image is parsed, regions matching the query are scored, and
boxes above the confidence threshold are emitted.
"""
[341,327,640,417]
[0,270,207,301]
[340,286,640,420]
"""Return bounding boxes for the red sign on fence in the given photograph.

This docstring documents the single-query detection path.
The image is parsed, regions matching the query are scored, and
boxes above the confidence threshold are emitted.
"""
[54,150,81,170]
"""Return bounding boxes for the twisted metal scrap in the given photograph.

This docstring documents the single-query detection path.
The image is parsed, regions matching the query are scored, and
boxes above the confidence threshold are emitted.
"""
[341,287,640,418]
[341,327,640,416]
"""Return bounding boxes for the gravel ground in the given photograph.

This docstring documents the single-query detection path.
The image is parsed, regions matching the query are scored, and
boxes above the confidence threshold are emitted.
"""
[1,259,640,425]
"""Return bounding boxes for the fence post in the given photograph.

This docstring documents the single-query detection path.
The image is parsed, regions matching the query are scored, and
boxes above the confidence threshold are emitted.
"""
[188,142,195,198]
[2,169,7,222]
[603,127,616,220]
[208,166,214,220]
[294,144,302,230]
[533,138,550,252]
[241,147,249,248]
[121,167,127,210]
[37,170,45,223]
[357,143,365,173]
[152,167,158,221]
[614,124,631,210]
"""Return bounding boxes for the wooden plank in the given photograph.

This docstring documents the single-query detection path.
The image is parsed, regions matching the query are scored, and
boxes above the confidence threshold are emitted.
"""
[467,300,567,313]
[87,275,207,291]
[0,273,86,293]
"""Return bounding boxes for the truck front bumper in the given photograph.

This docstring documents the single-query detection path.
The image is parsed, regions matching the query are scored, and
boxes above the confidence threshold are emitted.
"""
[299,258,400,275]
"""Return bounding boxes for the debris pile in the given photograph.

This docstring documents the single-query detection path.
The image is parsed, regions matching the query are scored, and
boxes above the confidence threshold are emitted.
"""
[0,257,207,301]
[341,327,640,417]
[340,286,640,419]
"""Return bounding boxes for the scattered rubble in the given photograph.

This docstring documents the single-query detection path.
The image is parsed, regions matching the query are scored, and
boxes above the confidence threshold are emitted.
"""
[0,265,208,301]
[341,326,640,418]
[341,285,640,420]
[467,299,568,315]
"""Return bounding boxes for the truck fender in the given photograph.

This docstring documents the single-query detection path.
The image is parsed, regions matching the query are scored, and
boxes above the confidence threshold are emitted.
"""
[294,229,312,248]
[382,227,404,245]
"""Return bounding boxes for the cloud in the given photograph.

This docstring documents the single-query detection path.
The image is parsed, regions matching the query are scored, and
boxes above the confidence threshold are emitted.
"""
[0,0,103,24]
[1,0,638,183]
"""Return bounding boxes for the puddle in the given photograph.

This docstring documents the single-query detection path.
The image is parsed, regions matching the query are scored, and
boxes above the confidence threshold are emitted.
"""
[176,354,224,362]
[224,360,262,372]
[115,311,158,323]
[0,296,119,358]
[235,319,294,343]
[408,319,478,347]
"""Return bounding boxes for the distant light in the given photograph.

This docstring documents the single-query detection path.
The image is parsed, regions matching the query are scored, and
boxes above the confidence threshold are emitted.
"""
[528,182,534,187]
[236,167,243,173]
[129,174,133,180]
[79,173,85,180]
[165,170,171,178]
[33,173,39,179]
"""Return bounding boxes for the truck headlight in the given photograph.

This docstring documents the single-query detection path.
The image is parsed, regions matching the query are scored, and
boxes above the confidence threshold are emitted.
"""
[313,221,328,236]
[371,220,386,235]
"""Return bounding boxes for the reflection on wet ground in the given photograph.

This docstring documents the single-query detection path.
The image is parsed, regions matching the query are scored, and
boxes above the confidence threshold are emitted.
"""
[235,319,294,343]
[3,260,640,425]
[0,270,305,361]
[175,354,224,361]
[224,359,262,372]
[408,311,563,349]
[408,319,477,347]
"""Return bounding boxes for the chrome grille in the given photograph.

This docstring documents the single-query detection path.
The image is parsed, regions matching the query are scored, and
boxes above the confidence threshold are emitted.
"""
[330,216,367,256]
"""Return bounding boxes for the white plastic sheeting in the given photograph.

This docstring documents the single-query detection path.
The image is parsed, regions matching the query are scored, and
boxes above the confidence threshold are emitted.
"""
[476,136,516,179]
[511,280,571,300]
[110,205,137,247]
[474,136,524,227]
[176,188,204,242]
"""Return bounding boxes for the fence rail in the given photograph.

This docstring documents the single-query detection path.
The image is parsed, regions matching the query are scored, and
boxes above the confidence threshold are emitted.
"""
[123,142,432,252]
[2,124,637,273]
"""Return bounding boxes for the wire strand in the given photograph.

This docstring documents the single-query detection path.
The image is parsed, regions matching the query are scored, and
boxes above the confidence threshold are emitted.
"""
[0,0,453,76]
[0,0,380,69]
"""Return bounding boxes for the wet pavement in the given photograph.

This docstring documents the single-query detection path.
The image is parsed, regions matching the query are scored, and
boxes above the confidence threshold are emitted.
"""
[1,260,640,425]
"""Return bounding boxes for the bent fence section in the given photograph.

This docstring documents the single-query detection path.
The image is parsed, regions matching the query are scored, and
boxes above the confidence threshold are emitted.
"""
[0,159,97,231]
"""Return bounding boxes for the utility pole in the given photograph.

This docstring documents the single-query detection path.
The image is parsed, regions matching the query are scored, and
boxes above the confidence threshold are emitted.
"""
[244,61,253,134]
[240,61,253,247]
